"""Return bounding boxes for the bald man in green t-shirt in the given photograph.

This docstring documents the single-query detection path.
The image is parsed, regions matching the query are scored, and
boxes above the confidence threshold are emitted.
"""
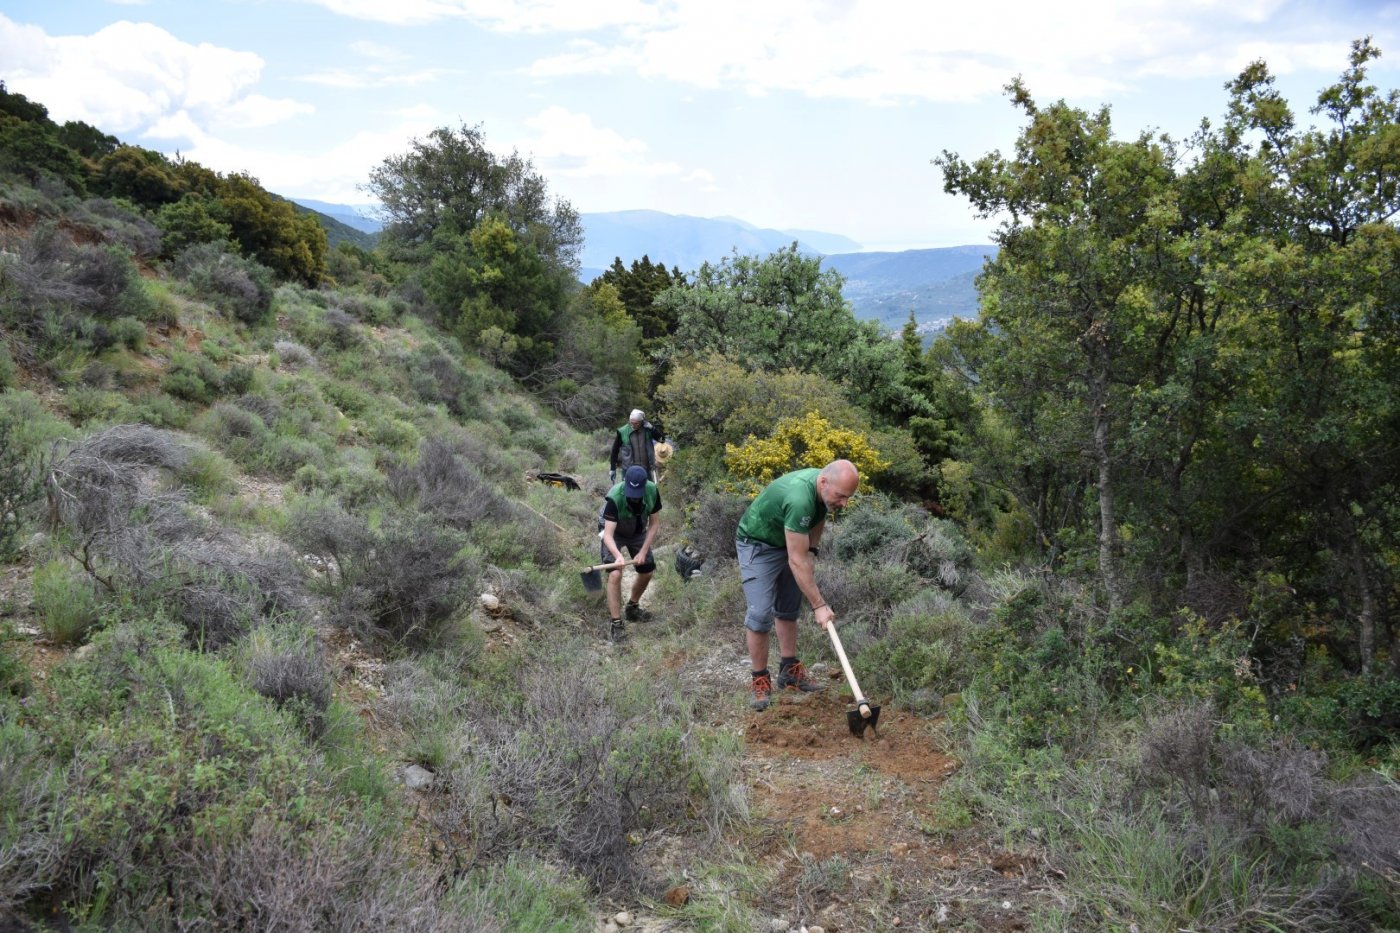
[735,459,859,711]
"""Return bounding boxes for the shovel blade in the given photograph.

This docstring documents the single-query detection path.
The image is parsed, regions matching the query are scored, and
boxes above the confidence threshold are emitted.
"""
[580,568,603,592]
[847,704,881,739]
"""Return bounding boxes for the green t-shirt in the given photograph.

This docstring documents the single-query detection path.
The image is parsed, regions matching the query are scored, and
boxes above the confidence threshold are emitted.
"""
[735,468,826,548]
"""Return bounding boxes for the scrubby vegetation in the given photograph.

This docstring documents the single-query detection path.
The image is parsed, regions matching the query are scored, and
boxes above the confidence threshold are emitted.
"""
[1,42,1397,931]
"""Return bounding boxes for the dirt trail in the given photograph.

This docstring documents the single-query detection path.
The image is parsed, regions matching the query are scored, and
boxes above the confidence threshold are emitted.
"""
[738,686,1045,931]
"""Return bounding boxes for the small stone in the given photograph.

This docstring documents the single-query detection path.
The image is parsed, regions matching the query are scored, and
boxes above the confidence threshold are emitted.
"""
[808,927,825,933]
[664,885,690,906]
[1001,900,1012,910]
[769,919,789,932]
[828,806,842,817]
[478,593,500,611]
[613,911,633,927]
[935,904,949,923]
[601,923,619,933]
[74,643,97,661]
[402,765,435,790]
[893,918,901,927]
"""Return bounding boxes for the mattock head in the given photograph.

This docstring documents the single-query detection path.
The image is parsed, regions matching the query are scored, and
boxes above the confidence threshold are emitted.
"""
[847,703,881,738]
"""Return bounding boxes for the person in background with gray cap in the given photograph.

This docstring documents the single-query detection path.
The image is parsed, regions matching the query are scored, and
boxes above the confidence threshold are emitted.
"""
[609,408,664,482]
[599,464,663,642]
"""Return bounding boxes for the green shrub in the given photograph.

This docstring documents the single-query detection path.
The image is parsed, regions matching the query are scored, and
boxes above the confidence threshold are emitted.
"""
[452,855,593,931]
[0,390,71,452]
[237,621,333,739]
[855,599,968,704]
[364,414,420,452]
[163,351,223,404]
[320,378,372,417]
[155,194,233,258]
[408,344,483,416]
[262,433,325,477]
[173,243,274,325]
[221,362,255,396]
[10,617,463,928]
[0,621,29,695]
[196,401,271,466]
[107,316,146,351]
[62,386,125,425]
[32,559,103,645]
[0,342,16,390]
[126,391,190,428]
[286,498,476,647]
[0,411,41,560]
[435,648,744,888]
[176,446,236,501]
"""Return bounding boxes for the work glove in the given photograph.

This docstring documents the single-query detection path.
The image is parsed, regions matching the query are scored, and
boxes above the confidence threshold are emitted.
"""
[609,469,616,483]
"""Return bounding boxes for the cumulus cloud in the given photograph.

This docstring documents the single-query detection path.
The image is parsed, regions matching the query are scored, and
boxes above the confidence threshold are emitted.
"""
[0,14,309,137]
[177,116,441,203]
[299,67,449,88]
[303,0,659,30]
[514,0,1371,104]
[518,106,682,178]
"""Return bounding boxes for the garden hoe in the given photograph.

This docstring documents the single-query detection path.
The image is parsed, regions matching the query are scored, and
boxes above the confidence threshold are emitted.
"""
[825,619,881,738]
[580,559,634,592]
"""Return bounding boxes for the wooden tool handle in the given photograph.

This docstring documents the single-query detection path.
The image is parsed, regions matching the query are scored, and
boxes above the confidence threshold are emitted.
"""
[586,559,636,572]
[825,619,872,716]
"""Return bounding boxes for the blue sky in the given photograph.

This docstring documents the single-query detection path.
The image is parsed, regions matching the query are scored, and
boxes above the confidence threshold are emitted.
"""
[2,1,1397,250]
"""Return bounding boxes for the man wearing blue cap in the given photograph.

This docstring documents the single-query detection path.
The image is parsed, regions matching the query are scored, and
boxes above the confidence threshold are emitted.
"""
[600,464,663,642]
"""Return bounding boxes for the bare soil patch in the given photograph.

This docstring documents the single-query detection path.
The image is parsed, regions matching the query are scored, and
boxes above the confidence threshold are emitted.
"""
[739,687,1052,931]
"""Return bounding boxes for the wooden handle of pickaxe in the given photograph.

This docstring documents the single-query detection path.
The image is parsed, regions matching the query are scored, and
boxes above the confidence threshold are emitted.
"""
[584,559,635,572]
[825,618,874,719]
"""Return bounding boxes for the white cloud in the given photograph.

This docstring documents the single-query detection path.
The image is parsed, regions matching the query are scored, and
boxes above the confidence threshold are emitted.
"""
[682,168,719,192]
[302,0,659,30]
[219,95,316,129]
[178,116,441,203]
[518,0,1385,105]
[348,40,407,62]
[0,15,309,135]
[519,106,682,178]
[299,67,449,88]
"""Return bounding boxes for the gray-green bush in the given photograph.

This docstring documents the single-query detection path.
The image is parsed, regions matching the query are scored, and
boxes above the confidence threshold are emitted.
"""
[173,242,275,325]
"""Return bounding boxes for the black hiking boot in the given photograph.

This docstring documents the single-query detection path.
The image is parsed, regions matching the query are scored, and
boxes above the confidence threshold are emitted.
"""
[608,618,627,643]
[776,660,824,693]
[624,601,652,623]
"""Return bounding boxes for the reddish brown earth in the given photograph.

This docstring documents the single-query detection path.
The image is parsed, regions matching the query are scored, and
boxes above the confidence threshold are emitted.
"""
[738,686,1050,931]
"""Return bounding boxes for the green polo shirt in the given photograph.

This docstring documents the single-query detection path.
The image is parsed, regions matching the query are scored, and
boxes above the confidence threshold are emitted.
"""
[735,468,826,548]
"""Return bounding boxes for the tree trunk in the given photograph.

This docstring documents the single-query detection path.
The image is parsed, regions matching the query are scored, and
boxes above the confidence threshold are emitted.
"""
[1349,535,1375,676]
[1090,364,1124,616]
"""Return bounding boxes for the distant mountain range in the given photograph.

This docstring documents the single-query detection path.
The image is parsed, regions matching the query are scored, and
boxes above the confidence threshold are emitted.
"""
[578,210,992,332]
[289,200,991,330]
[291,199,383,235]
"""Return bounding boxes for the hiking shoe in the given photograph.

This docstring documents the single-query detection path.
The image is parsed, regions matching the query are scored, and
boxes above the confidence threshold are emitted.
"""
[749,673,772,711]
[776,661,824,693]
[608,619,627,643]
[624,602,652,623]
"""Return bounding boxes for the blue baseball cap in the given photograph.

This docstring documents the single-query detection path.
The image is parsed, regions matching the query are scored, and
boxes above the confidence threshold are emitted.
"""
[624,465,647,493]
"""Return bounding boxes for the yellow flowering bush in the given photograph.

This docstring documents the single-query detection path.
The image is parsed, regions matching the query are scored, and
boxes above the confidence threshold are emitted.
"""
[724,411,888,495]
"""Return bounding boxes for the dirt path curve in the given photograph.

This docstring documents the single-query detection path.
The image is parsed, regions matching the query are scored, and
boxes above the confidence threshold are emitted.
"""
[739,687,1043,931]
